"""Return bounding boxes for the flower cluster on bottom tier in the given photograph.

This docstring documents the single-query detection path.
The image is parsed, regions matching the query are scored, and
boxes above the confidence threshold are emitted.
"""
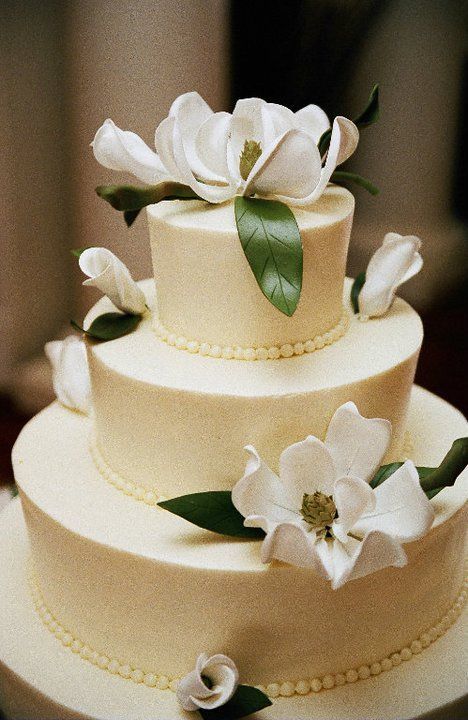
[29,563,467,700]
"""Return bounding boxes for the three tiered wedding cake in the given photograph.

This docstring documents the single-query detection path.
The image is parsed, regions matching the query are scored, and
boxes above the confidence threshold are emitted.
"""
[0,91,466,720]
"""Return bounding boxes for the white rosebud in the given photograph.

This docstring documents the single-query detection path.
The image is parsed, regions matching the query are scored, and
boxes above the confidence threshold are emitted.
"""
[45,336,91,414]
[176,653,239,712]
[79,248,146,315]
[358,233,423,319]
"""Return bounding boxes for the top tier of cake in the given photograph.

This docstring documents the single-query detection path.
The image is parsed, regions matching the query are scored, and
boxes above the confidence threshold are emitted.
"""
[148,185,354,348]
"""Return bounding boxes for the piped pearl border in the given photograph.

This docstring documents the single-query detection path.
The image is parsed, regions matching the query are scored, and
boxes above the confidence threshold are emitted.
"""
[153,310,349,361]
[29,562,467,700]
[90,438,166,506]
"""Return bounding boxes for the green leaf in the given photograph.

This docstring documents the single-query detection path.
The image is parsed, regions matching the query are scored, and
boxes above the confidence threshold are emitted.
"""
[71,247,90,258]
[419,438,468,496]
[71,312,141,341]
[318,83,380,157]
[124,209,141,227]
[370,462,404,489]
[331,171,379,196]
[10,484,19,498]
[96,182,202,226]
[354,84,380,128]
[350,271,366,314]
[158,491,265,540]
[198,685,272,720]
[370,438,468,499]
[234,196,302,316]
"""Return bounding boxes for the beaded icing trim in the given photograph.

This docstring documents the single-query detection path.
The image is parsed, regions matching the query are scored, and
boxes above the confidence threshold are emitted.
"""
[153,310,349,361]
[90,438,166,506]
[29,562,467,700]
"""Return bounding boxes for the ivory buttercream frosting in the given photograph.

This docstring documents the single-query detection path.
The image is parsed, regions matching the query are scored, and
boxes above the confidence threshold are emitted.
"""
[1,90,467,720]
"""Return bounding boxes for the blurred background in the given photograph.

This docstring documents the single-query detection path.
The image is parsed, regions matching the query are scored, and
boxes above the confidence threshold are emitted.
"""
[0,0,467,500]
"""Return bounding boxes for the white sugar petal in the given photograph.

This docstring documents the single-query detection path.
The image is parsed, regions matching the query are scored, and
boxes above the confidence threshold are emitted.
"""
[92,119,167,184]
[195,111,232,180]
[325,401,391,482]
[79,247,146,315]
[295,104,330,143]
[260,522,321,570]
[232,446,299,524]
[279,435,336,503]
[244,128,322,199]
[333,530,408,589]
[332,475,376,543]
[359,233,423,318]
[45,336,91,415]
[354,461,435,541]
[285,116,359,206]
[155,116,237,203]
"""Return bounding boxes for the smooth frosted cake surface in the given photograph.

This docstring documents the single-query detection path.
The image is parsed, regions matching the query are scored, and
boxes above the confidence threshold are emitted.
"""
[12,388,468,687]
[85,279,422,495]
[148,185,354,348]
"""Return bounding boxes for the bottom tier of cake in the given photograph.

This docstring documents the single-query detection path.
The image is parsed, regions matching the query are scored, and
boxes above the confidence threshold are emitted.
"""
[0,500,467,720]
[10,385,468,696]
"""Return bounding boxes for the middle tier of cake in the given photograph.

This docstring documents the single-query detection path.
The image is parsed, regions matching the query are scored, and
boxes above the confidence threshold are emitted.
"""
[85,279,423,497]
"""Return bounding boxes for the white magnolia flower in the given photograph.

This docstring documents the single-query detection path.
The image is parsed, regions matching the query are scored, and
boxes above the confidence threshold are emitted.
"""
[92,91,359,206]
[176,653,239,712]
[232,402,434,589]
[45,336,91,414]
[79,248,146,315]
[358,233,423,319]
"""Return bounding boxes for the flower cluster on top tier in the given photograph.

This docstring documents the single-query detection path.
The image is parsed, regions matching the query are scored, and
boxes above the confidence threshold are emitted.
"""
[93,92,359,206]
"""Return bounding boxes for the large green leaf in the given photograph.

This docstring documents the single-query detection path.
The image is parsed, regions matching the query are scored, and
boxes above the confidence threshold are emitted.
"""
[158,491,264,540]
[370,438,468,499]
[350,271,366,314]
[199,685,272,720]
[96,182,202,227]
[71,312,141,342]
[331,171,379,196]
[234,196,302,316]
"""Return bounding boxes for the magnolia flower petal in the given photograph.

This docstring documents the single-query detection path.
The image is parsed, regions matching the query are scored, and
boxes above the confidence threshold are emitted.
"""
[354,460,435,542]
[244,129,322,199]
[229,98,277,181]
[284,116,359,206]
[358,233,423,319]
[279,435,336,505]
[295,104,330,143]
[332,475,376,544]
[155,116,237,203]
[260,522,324,572]
[195,111,232,180]
[325,401,391,482]
[169,91,226,184]
[266,102,296,136]
[232,446,299,524]
[79,247,146,315]
[45,336,91,415]
[332,530,408,589]
[92,119,167,184]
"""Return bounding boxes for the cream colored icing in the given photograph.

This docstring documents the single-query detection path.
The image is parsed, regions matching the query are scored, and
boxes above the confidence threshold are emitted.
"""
[85,279,422,495]
[28,562,468,698]
[147,186,354,348]
[12,386,468,689]
[1,502,467,720]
